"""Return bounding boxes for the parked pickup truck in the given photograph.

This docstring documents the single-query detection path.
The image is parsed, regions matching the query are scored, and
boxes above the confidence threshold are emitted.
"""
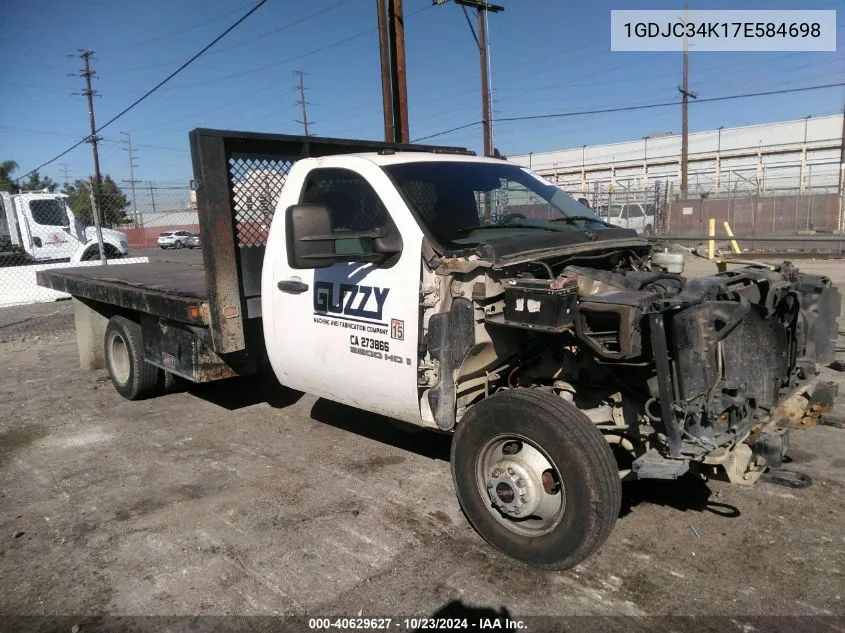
[597,201,657,236]
[0,190,130,264]
[38,129,841,569]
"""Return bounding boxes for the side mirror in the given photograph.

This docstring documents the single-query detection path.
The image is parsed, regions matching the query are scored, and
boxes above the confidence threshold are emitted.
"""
[285,203,402,270]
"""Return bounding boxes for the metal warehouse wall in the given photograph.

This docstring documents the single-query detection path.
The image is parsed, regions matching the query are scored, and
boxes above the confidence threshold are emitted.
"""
[509,114,845,197]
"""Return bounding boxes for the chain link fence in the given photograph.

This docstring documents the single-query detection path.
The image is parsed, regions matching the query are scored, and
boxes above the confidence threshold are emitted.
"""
[0,182,197,310]
[549,167,845,253]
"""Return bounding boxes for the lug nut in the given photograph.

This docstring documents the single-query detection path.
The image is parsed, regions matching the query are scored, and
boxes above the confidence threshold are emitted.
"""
[492,468,502,478]
[512,507,521,515]
[515,478,526,489]
[520,495,527,503]
[507,467,515,476]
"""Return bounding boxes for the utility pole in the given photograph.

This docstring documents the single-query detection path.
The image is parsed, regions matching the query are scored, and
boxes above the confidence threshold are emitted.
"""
[120,132,141,228]
[837,101,845,235]
[377,0,395,142]
[388,0,409,143]
[294,70,312,136]
[678,5,696,199]
[148,181,157,216]
[441,1,504,157]
[376,0,409,143]
[59,163,71,188]
[75,50,105,226]
[477,7,492,157]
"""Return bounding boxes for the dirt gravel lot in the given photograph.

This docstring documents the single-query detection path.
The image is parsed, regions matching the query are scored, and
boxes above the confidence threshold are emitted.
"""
[2,255,845,631]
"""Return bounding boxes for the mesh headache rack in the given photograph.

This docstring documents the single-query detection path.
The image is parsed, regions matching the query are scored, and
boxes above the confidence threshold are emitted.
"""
[188,128,471,355]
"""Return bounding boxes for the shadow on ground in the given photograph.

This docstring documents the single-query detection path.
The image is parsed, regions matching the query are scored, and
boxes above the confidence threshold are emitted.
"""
[620,472,741,519]
[417,600,512,631]
[183,375,452,461]
[188,374,304,410]
[311,399,452,462]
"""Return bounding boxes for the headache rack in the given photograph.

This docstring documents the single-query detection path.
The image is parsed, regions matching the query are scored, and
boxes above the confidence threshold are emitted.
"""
[189,128,471,356]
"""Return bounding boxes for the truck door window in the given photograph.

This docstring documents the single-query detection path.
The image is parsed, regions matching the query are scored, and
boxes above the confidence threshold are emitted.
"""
[629,205,643,218]
[300,168,390,254]
[29,199,69,227]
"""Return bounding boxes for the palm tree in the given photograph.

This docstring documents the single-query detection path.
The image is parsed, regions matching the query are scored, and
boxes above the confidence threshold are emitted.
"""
[0,160,19,192]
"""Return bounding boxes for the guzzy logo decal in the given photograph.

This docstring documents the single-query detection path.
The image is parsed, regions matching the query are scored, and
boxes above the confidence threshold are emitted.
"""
[313,281,389,323]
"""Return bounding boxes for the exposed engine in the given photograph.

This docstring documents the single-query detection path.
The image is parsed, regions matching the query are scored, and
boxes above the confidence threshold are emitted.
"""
[421,249,841,482]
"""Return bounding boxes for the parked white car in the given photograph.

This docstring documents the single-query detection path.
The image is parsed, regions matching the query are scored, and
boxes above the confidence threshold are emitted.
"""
[157,230,195,249]
[600,202,657,236]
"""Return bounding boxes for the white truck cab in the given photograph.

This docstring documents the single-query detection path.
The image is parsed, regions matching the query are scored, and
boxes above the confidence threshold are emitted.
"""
[0,190,130,264]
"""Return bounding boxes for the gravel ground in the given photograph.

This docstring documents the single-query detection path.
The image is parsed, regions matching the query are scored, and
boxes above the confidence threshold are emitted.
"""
[1,255,844,632]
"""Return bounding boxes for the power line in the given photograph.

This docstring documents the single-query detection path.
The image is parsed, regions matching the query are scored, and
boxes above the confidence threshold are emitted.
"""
[163,3,431,92]
[105,0,258,51]
[119,0,352,73]
[413,82,845,142]
[495,82,845,123]
[15,0,269,184]
[412,120,481,143]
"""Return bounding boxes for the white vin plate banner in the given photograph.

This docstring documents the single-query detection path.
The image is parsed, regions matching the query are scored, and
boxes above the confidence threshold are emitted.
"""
[611,10,836,52]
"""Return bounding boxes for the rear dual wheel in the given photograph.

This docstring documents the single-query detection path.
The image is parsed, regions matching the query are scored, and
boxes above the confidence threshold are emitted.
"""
[104,316,180,400]
[450,389,621,569]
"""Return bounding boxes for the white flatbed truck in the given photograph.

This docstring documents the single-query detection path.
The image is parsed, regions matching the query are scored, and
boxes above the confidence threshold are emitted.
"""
[38,129,841,569]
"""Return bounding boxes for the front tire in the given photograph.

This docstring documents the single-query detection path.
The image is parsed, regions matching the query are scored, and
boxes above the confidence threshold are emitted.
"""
[175,240,184,249]
[104,316,161,400]
[450,389,621,570]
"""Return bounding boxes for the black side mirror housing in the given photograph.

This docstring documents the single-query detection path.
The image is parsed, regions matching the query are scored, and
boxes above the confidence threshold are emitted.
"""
[285,203,402,269]
[286,203,335,269]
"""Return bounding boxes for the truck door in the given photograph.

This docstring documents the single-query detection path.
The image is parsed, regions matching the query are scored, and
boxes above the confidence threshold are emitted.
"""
[18,196,77,261]
[263,160,424,425]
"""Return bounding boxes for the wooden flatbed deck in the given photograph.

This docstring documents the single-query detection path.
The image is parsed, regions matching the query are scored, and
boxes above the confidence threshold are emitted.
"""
[36,262,208,326]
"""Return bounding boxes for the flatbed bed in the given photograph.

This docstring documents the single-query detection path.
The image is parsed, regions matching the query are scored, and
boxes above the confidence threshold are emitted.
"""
[37,262,208,326]
[33,129,475,382]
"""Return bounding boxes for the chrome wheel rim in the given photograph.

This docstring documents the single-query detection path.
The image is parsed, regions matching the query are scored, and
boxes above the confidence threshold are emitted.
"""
[475,434,565,537]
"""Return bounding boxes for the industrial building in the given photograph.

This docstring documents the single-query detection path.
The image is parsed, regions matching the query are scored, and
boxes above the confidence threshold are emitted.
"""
[509,113,845,199]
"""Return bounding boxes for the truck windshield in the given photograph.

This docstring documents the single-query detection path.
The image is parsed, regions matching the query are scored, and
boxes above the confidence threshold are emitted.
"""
[383,161,605,247]
[605,204,624,218]
[29,199,69,227]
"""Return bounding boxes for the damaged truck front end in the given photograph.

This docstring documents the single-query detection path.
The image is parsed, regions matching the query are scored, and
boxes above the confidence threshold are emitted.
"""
[641,262,840,482]
[388,156,842,568]
[425,246,840,485]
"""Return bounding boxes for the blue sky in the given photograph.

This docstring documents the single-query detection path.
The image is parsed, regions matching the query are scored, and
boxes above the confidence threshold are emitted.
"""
[1,0,843,187]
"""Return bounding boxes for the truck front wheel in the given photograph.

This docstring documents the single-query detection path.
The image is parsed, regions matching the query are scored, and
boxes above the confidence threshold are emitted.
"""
[450,390,621,569]
[104,316,161,400]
